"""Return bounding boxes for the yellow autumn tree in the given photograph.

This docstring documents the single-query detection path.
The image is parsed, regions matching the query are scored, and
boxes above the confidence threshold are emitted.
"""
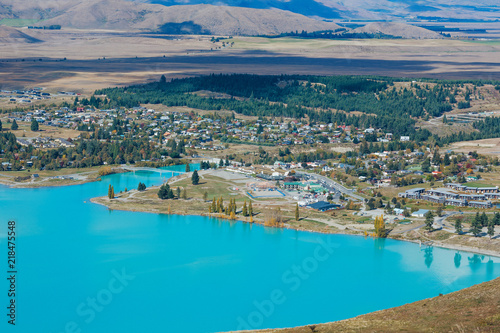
[374,215,386,238]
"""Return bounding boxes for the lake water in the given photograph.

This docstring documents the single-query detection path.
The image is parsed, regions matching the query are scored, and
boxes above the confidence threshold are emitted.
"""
[0,165,499,333]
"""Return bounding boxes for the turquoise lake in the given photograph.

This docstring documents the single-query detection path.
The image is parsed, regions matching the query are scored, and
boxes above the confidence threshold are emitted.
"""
[0,165,499,333]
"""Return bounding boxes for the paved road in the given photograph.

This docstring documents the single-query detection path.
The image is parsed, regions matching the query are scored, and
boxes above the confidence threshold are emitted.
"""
[298,172,364,201]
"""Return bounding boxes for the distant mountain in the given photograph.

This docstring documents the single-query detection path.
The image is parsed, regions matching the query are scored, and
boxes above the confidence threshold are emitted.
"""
[352,22,443,39]
[0,0,497,36]
[143,0,500,21]
[0,26,41,43]
[0,0,342,35]
[132,4,342,35]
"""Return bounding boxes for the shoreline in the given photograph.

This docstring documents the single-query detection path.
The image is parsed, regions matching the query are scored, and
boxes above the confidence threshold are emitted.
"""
[0,168,128,189]
[90,193,500,258]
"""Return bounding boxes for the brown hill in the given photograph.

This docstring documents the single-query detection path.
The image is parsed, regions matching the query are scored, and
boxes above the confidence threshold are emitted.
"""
[0,26,41,43]
[35,1,342,35]
[353,22,444,39]
[134,4,342,36]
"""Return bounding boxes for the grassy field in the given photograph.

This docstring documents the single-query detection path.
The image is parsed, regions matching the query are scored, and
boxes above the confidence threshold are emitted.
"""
[1,30,500,93]
[0,120,82,140]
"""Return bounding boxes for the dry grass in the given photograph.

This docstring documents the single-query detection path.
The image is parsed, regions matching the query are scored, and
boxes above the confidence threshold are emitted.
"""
[1,31,500,93]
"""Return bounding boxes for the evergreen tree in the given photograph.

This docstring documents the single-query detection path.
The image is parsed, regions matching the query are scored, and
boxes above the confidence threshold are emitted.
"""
[0,119,2,132]
[191,170,200,185]
[31,119,39,132]
[248,201,253,216]
[158,183,174,199]
[211,198,216,212]
[176,187,181,198]
[108,184,113,199]
[11,119,18,130]
[424,211,434,231]
[295,203,300,221]
[495,212,500,226]
[487,218,495,238]
[436,205,443,217]
[470,212,482,237]
[185,164,190,172]
[481,212,488,227]
[182,188,187,200]
[137,182,146,191]
[455,219,462,234]
[203,191,208,201]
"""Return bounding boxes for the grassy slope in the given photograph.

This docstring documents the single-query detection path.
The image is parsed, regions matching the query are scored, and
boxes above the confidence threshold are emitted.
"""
[243,277,500,333]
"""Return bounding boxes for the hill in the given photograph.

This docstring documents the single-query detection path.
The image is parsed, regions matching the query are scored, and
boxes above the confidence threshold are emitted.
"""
[135,4,342,36]
[353,22,444,39]
[0,26,41,43]
[240,277,500,333]
[32,1,342,35]
[145,0,500,22]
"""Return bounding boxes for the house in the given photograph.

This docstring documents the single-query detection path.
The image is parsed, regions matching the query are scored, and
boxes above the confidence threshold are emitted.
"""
[394,208,405,215]
[468,201,493,209]
[398,188,425,199]
[411,209,429,218]
[307,201,342,212]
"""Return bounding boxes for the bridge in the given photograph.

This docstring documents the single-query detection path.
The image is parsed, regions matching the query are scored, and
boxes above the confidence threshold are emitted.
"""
[120,165,186,178]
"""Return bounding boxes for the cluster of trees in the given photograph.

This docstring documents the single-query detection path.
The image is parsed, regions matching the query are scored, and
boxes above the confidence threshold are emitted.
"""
[107,185,115,199]
[266,30,400,40]
[137,182,147,191]
[0,133,185,172]
[435,117,500,146]
[158,183,175,199]
[95,74,467,138]
[470,212,499,238]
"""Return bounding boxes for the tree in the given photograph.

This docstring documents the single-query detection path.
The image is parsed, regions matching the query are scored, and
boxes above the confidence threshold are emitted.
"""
[455,218,463,234]
[185,164,190,172]
[182,188,187,200]
[11,119,18,130]
[487,218,495,238]
[295,203,300,221]
[211,197,216,212]
[176,187,181,198]
[436,205,443,217]
[31,119,39,132]
[203,191,208,201]
[481,212,488,227]
[374,215,386,238]
[424,211,434,231]
[108,185,115,199]
[137,182,146,191]
[248,201,253,216]
[158,183,174,199]
[470,212,482,237]
[242,200,248,216]
[191,170,200,185]
[0,119,2,131]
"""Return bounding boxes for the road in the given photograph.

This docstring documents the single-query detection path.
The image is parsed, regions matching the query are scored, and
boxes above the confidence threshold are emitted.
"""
[298,172,364,201]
